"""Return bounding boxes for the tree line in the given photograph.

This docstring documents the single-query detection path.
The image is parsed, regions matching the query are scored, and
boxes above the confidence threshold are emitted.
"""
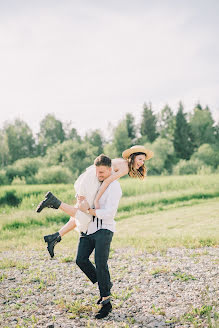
[0,102,218,185]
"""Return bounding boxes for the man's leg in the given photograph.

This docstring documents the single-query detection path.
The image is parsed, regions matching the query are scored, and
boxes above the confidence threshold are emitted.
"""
[94,229,113,319]
[94,230,113,298]
[76,234,97,284]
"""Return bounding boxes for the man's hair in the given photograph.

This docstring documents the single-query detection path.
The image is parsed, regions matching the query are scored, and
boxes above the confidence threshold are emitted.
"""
[94,154,112,167]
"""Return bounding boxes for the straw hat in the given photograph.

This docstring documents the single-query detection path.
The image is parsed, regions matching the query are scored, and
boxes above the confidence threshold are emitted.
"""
[122,145,154,160]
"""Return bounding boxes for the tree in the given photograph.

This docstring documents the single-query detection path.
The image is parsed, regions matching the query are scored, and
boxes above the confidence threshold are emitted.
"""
[0,129,9,168]
[125,113,137,143]
[4,119,35,163]
[85,129,104,156]
[112,121,132,157]
[68,127,81,142]
[37,114,65,155]
[191,143,219,169]
[157,105,176,141]
[189,104,215,148]
[140,103,157,142]
[45,140,98,177]
[5,157,44,183]
[64,121,81,142]
[173,102,194,159]
[145,137,175,175]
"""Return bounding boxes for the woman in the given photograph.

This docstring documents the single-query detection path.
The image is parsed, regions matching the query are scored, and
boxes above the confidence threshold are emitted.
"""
[36,145,153,257]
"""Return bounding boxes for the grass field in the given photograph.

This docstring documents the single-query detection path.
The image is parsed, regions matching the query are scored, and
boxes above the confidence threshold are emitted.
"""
[0,174,218,252]
[0,175,219,328]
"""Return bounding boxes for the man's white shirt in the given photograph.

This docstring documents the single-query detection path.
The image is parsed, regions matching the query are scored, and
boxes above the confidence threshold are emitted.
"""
[86,180,122,235]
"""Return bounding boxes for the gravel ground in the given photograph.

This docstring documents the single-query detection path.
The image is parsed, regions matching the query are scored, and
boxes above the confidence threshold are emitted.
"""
[0,246,218,328]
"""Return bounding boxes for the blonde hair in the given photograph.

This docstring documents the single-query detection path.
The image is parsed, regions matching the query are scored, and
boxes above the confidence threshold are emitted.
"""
[127,152,147,180]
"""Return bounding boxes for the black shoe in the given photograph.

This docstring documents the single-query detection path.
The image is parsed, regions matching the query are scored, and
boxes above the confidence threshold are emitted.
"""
[44,232,61,258]
[95,299,112,319]
[36,192,61,213]
[97,282,113,304]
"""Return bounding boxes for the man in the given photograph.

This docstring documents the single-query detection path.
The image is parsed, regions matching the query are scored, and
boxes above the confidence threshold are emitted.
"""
[36,154,122,319]
[76,154,122,319]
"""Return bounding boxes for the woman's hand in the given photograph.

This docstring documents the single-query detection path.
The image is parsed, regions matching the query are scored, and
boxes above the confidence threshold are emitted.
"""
[94,200,100,209]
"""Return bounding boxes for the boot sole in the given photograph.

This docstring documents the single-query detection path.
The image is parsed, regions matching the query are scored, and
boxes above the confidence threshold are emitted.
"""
[36,192,52,213]
[95,308,112,319]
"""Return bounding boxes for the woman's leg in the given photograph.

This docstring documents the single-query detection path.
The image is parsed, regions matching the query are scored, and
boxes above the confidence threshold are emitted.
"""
[59,202,78,217]
[59,217,77,237]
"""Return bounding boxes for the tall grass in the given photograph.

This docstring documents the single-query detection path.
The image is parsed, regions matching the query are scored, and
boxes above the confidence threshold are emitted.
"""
[0,174,219,251]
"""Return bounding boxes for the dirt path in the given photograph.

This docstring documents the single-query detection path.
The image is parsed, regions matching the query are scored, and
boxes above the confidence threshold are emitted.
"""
[0,247,218,327]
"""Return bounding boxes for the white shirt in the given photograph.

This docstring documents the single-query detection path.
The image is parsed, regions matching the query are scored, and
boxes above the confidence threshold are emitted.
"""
[86,180,122,235]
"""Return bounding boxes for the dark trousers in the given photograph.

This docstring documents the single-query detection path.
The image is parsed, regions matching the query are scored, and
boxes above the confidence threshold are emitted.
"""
[76,229,113,297]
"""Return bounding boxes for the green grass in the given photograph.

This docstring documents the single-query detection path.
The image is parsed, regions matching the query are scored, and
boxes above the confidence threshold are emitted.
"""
[0,174,219,252]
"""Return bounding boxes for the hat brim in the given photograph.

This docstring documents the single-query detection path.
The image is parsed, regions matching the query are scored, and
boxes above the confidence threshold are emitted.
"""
[122,147,154,160]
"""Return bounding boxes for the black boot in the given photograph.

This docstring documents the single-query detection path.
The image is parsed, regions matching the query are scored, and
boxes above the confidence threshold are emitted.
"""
[95,299,112,319]
[44,232,61,258]
[36,192,61,213]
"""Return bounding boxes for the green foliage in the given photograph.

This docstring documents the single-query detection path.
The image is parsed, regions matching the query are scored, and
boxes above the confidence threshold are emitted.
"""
[125,113,137,143]
[0,170,9,185]
[140,102,158,142]
[5,157,44,183]
[37,114,65,155]
[103,142,117,158]
[145,137,175,174]
[191,143,219,169]
[0,129,9,167]
[173,158,204,175]
[45,140,98,176]
[0,102,217,178]
[35,166,73,184]
[11,177,26,185]
[4,119,35,163]
[173,102,194,159]
[0,190,21,206]
[112,120,132,157]
[84,129,104,155]
[157,104,176,141]
[64,123,81,142]
[189,105,215,148]
[0,175,218,253]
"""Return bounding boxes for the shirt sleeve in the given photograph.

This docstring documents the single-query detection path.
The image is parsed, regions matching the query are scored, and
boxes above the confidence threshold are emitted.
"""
[95,182,122,222]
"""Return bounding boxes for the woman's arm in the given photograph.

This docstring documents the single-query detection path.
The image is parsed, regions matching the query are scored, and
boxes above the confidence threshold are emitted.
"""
[94,167,128,207]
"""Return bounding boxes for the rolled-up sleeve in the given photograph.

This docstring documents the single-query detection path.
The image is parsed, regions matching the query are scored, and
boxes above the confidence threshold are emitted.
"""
[95,183,122,222]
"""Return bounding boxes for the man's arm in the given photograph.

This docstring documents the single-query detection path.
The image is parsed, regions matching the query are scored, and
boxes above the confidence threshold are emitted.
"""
[79,183,122,222]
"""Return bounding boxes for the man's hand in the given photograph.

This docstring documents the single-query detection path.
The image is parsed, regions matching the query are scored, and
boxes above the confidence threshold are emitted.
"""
[77,195,85,202]
[78,199,90,213]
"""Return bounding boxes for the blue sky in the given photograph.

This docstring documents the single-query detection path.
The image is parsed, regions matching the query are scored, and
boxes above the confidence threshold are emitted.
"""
[0,0,218,137]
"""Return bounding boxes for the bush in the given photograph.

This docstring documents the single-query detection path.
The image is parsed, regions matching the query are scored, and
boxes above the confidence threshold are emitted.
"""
[197,165,213,175]
[45,140,98,176]
[145,138,175,175]
[191,144,219,168]
[0,190,21,206]
[5,157,44,183]
[0,170,9,185]
[173,159,204,175]
[11,176,26,185]
[35,166,74,184]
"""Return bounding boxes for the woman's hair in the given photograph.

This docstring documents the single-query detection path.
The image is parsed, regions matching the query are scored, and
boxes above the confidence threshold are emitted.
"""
[127,152,147,179]
[94,154,112,167]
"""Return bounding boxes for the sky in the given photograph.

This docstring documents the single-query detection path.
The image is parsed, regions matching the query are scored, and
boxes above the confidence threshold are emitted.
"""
[0,0,219,138]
